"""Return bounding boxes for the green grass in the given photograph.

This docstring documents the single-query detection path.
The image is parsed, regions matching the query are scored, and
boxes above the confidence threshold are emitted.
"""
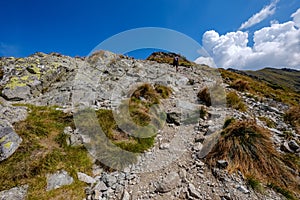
[219,69,300,106]
[226,91,247,111]
[267,183,297,200]
[73,83,171,170]
[246,175,264,193]
[0,104,93,200]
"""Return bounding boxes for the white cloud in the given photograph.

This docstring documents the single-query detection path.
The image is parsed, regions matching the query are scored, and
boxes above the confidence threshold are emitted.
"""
[291,8,300,27]
[239,0,279,30]
[195,8,300,70]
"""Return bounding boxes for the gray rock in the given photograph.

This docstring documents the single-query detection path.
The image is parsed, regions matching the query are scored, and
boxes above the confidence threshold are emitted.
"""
[188,183,201,198]
[166,112,181,126]
[237,185,250,194]
[0,185,28,200]
[280,141,294,153]
[2,85,31,101]
[155,172,181,193]
[217,160,228,169]
[159,143,170,150]
[0,122,22,161]
[288,140,300,152]
[64,127,83,146]
[94,181,108,192]
[121,190,130,200]
[46,170,74,191]
[77,172,96,184]
[102,174,117,187]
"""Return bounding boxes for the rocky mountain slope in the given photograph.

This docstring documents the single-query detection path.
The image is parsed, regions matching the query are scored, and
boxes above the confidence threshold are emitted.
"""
[0,51,299,200]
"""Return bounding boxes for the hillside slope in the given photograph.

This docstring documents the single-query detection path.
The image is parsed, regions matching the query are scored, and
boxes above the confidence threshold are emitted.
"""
[228,68,300,93]
[0,51,299,200]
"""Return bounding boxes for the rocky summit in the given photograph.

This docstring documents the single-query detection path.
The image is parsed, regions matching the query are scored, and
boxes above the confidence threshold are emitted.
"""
[0,50,299,200]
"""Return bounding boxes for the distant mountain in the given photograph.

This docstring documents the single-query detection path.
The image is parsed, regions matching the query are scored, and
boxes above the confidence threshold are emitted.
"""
[228,67,300,93]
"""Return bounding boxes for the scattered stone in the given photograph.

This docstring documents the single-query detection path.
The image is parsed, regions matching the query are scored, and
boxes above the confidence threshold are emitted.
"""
[217,160,228,169]
[46,170,74,191]
[166,112,181,126]
[155,172,181,193]
[288,140,300,152]
[94,181,108,192]
[121,190,130,200]
[77,172,96,184]
[159,142,170,150]
[281,141,294,153]
[102,174,117,187]
[188,183,201,198]
[0,185,28,200]
[237,185,250,194]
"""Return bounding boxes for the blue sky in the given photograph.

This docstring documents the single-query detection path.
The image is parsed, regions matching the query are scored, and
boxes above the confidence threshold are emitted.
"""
[1,0,300,69]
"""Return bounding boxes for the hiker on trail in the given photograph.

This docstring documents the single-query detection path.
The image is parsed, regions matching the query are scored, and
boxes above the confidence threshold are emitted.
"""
[173,56,179,72]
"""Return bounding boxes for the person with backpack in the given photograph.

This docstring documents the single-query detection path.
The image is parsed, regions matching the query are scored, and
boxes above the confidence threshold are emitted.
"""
[173,56,179,72]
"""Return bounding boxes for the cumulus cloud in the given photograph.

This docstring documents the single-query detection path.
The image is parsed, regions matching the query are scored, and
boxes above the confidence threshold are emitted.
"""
[239,0,279,30]
[291,8,300,27]
[195,8,300,70]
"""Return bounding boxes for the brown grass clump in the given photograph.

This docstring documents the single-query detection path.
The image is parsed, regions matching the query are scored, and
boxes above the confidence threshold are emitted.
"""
[226,91,247,111]
[230,79,250,92]
[197,85,226,107]
[154,84,172,99]
[284,106,300,134]
[205,120,299,196]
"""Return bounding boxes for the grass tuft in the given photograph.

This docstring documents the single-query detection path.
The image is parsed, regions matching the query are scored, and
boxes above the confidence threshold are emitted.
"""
[284,106,300,134]
[226,91,247,111]
[205,120,299,196]
[230,79,250,92]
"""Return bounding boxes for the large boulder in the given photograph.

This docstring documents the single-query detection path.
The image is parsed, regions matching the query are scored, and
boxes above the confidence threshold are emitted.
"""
[0,121,22,162]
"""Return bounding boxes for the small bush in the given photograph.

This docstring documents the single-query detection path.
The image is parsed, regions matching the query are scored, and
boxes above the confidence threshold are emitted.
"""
[230,79,250,91]
[226,91,247,111]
